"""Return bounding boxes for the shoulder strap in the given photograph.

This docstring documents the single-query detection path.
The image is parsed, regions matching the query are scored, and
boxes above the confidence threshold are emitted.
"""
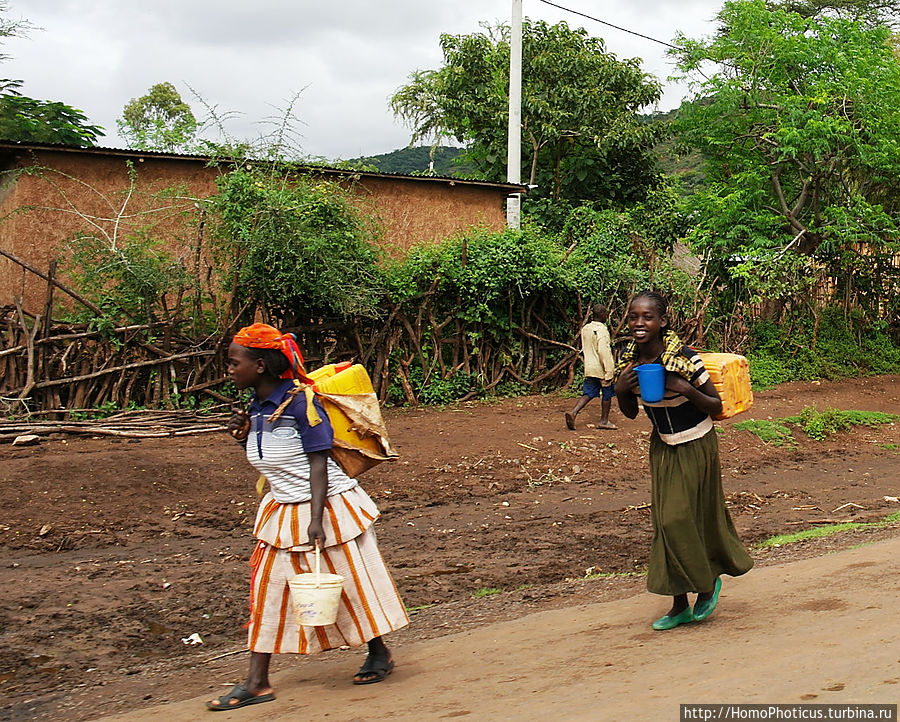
[267,381,323,427]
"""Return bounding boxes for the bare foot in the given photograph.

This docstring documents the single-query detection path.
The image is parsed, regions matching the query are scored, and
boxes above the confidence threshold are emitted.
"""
[565,412,576,430]
[597,421,617,429]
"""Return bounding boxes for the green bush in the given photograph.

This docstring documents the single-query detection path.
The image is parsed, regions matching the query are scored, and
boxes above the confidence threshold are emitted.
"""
[745,350,790,390]
[381,226,575,402]
[746,307,900,386]
[416,371,478,406]
[65,230,190,326]
[788,406,899,440]
[209,168,383,323]
[561,207,652,304]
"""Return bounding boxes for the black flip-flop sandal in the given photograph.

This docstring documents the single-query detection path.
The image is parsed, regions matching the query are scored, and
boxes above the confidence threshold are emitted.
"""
[206,683,275,711]
[352,654,395,685]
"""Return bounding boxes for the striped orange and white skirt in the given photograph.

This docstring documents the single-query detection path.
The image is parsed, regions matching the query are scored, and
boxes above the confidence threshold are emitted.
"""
[247,487,409,654]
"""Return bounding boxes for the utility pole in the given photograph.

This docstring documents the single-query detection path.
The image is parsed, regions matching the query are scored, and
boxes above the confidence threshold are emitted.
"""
[506,0,523,229]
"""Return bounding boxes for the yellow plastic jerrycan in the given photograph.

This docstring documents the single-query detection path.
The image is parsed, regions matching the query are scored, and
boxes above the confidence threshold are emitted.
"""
[697,352,753,420]
[307,362,384,462]
[309,362,371,394]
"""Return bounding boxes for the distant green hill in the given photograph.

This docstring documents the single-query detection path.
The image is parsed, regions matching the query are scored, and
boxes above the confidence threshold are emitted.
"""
[645,106,707,196]
[353,145,477,177]
[352,120,706,193]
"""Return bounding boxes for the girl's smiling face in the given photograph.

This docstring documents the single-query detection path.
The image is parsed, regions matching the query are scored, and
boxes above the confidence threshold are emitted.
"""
[627,296,667,344]
[227,342,263,390]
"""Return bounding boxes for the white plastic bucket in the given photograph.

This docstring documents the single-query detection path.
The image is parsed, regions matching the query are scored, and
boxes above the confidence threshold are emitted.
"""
[288,547,344,627]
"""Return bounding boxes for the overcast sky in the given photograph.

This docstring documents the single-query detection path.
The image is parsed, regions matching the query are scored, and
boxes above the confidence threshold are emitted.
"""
[4,0,724,160]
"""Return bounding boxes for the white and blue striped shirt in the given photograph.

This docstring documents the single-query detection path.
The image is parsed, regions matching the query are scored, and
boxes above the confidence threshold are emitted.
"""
[246,380,357,503]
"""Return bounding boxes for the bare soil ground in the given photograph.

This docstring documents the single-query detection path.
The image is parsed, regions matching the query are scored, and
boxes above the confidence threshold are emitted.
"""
[1,375,898,721]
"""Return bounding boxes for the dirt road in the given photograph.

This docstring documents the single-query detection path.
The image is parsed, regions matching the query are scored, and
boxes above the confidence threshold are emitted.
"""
[100,536,900,721]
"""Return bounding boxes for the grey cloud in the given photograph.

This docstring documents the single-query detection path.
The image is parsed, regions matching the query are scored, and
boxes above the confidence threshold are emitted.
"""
[4,0,723,158]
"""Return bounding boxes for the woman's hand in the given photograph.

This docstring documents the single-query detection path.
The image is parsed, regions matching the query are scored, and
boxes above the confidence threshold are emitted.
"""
[307,451,329,550]
[614,363,638,396]
[227,410,250,441]
[614,363,640,419]
[665,373,723,418]
[664,373,695,397]
[306,520,326,550]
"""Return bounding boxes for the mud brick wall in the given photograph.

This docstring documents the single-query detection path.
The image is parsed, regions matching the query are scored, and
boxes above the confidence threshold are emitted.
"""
[348,175,506,257]
[0,146,513,309]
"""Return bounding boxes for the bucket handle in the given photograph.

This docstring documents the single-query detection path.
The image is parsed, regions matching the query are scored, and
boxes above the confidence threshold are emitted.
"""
[314,542,322,588]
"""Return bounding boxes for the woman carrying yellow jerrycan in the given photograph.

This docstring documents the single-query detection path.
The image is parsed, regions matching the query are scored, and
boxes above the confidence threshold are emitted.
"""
[207,323,408,712]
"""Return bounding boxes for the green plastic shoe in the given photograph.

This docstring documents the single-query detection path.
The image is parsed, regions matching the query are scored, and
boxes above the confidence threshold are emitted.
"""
[693,577,722,622]
[652,607,695,630]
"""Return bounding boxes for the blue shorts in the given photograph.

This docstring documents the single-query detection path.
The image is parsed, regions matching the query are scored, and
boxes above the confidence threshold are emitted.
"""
[583,377,614,400]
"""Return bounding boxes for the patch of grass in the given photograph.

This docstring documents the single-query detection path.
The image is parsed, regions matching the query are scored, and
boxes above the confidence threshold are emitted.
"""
[756,510,900,548]
[405,603,434,613]
[786,407,899,441]
[879,443,898,451]
[733,419,795,446]
[735,407,898,445]
[583,567,646,580]
[755,522,867,548]
[471,587,502,598]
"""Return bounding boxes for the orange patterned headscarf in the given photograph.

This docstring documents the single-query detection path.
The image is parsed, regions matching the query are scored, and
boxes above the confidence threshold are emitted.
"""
[232,323,314,383]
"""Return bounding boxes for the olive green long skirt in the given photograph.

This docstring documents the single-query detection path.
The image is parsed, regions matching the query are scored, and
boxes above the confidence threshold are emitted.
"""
[647,428,753,596]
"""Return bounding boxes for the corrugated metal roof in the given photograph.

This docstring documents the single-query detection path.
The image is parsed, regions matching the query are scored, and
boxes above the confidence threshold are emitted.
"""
[0,140,527,192]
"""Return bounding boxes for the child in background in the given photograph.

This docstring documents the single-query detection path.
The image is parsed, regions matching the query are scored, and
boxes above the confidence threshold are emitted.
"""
[207,323,408,712]
[566,303,617,431]
[613,291,752,630]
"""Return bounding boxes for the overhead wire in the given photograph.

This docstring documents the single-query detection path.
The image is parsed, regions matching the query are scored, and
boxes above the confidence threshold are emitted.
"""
[536,0,680,49]
[534,0,713,83]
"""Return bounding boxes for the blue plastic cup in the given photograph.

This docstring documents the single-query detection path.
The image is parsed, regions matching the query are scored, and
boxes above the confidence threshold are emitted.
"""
[633,363,666,403]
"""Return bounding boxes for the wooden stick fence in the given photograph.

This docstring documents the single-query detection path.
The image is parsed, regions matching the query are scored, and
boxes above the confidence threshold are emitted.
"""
[0,305,229,416]
[1,250,713,418]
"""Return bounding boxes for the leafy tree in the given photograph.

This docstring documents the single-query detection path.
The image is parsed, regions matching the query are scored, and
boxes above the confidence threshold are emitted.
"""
[768,0,899,27]
[0,82,103,146]
[672,0,900,323]
[117,82,198,152]
[391,20,663,205]
[0,6,103,146]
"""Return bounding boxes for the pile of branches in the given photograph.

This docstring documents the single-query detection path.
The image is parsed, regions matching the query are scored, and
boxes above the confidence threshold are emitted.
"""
[0,408,230,441]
